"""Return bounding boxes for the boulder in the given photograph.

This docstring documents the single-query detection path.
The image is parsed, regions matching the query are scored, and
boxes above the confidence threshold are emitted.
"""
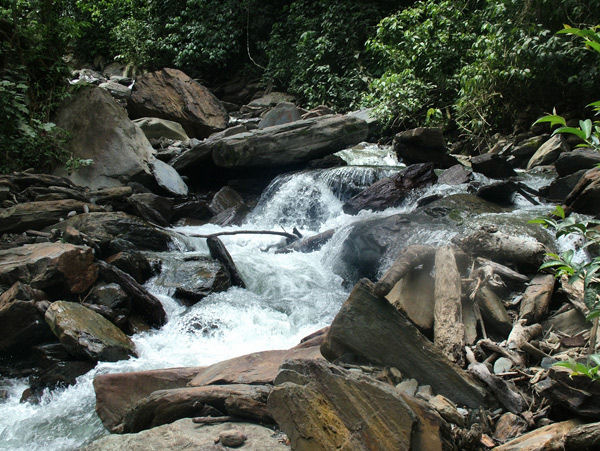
[0,199,102,234]
[507,135,548,168]
[438,164,473,185]
[133,117,189,141]
[564,421,600,451]
[526,135,570,170]
[86,283,130,313]
[247,92,295,109]
[94,366,203,432]
[122,384,271,433]
[127,193,173,227]
[104,251,153,284]
[343,163,436,214]
[471,153,517,179]
[258,102,302,129]
[477,181,518,205]
[0,297,53,355]
[555,149,600,176]
[393,127,458,168]
[0,242,97,294]
[82,419,288,451]
[494,420,580,451]
[321,279,486,408]
[98,81,131,100]
[565,167,600,215]
[268,359,452,450]
[54,86,155,189]
[208,186,245,215]
[149,159,188,197]
[128,68,228,138]
[539,169,586,203]
[172,114,368,172]
[47,212,172,254]
[45,301,137,362]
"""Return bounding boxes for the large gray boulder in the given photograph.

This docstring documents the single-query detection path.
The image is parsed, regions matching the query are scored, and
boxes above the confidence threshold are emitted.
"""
[54,87,155,189]
[526,135,569,169]
[45,301,137,362]
[172,114,368,172]
[133,117,189,141]
[258,102,302,129]
[128,68,228,138]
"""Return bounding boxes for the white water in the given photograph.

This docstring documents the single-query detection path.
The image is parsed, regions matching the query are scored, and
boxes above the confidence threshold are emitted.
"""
[0,145,556,450]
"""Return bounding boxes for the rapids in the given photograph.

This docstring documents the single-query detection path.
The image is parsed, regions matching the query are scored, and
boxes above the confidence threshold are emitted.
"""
[0,143,555,450]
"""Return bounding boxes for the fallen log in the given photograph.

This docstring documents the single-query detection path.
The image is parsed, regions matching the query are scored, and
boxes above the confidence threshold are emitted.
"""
[434,247,465,365]
[507,320,543,352]
[192,416,238,424]
[474,257,528,284]
[97,260,166,328]
[475,284,512,337]
[519,274,555,323]
[466,348,527,414]
[184,229,299,241]
[374,245,436,297]
[207,237,246,288]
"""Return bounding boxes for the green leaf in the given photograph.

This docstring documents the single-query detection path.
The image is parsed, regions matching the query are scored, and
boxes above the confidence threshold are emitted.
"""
[534,114,566,128]
[580,119,593,139]
[553,127,587,140]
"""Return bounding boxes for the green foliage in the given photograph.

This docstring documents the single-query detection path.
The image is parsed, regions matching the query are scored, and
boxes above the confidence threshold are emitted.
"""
[0,0,81,173]
[534,26,600,152]
[555,354,600,381]
[363,0,600,140]
[265,0,397,110]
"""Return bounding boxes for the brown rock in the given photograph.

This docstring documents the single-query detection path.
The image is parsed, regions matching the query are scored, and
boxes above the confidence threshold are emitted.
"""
[494,412,528,442]
[494,420,580,451]
[268,358,452,451]
[218,429,247,447]
[386,266,435,330]
[564,421,600,451]
[128,68,228,138]
[320,279,486,408]
[565,166,600,216]
[519,274,555,323]
[0,242,97,294]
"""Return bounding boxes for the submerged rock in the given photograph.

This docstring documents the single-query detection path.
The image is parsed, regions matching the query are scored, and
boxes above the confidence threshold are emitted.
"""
[45,301,137,362]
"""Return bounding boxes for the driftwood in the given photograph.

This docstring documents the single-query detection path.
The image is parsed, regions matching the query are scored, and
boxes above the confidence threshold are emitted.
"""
[466,348,527,414]
[374,245,436,297]
[207,237,246,288]
[184,229,298,241]
[386,266,435,330]
[475,284,512,337]
[192,416,239,424]
[96,260,166,328]
[478,339,525,367]
[519,275,555,323]
[507,320,543,352]
[474,257,528,284]
[434,247,465,365]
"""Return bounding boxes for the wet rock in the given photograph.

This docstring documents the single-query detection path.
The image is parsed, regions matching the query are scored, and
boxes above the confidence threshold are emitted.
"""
[94,366,203,433]
[128,68,228,138]
[507,135,548,168]
[133,117,189,141]
[471,153,517,179]
[127,193,173,227]
[82,419,288,451]
[0,299,54,355]
[321,279,486,408]
[45,301,137,362]
[172,114,368,172]
[258,102,301,129]
[477,181,518,205]
[29,360,96,394]
[494,420,580,451]
[527,135,570,170]
[149,159,188,197]
[48,212,172,254]
[343,163,436,214]
[104,251,153,284]
[305,154,347,169]
[54,86,156,189]
[172,199,212,221]
[555,149,600,176]
[539,169,586,203]
[393,127,458,168]
[0,242,97,294]
[208,186,245,215]
[122,384,271,433]
[0,199,102,234]
[0,281,47,304]
[268,358,452,451]
[565,166,600,216]
[86,283,131,313]
[438,164,473,185]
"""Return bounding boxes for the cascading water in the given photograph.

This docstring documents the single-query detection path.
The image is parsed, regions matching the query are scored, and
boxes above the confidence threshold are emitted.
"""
[0,143,558,450]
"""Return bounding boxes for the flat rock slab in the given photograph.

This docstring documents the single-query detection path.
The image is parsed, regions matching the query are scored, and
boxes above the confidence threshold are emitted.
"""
[0,199,103,234]
[149,159,188,197]
[94,366,204,433]
[172,114,368,171]
[321,279,486,408]
[0,242,98,294]
[268,359,451,451]
[133,117,189,141]
[122,384,272,433]
[45,301,137,362]
[82,419,288,451]
[494,419,580,451]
